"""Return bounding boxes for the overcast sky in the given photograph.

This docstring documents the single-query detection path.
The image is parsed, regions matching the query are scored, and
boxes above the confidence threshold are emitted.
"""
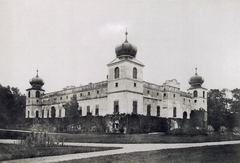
[0,0,240,94]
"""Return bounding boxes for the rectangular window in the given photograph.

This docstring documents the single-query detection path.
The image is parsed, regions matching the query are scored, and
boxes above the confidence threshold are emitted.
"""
[87,106,90,113]
[97,90,99,94]
[114,101,119,114]
[194,100,197,103]
[134,83,136,87]
[115,83,118,87]
[147,105,151,116]
[157,107,160,116]
[173,107,177,117]
[80,93,82,96]
[60,97,62,100]
[79,106,82,116]
[88,92,90,96]
[66,96,68,99]
[133,101,138,114]
[95,105,99,115]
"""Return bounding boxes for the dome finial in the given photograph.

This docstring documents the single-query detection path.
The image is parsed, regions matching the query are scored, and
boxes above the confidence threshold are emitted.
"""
[195,67,198,75]
[36,68,39,77]
[125,28,128,42]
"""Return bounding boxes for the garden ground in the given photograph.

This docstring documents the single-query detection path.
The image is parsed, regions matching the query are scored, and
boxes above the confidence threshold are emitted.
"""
[61,144,240,163]
[1,139,240,163]
[1,129,240,144]
[1,129,240,162]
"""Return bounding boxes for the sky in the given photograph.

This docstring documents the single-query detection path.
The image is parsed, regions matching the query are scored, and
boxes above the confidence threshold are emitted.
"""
[0,0,240,94]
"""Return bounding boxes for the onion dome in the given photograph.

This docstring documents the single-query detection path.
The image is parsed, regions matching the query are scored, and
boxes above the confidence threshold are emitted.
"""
[189,68,204,87]
[29,70,44,88]
[115,30,137,59]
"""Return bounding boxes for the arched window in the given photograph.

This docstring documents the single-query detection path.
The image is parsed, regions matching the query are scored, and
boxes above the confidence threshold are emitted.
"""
[203,91,205,98]
[28,91,30,98]
[183,111,187,119]
[147,105,151,116]
[173,107,177,117]
[51,107,56,118]
[133,67,137,79]
[36,91,40,98]
[36,110,39,118]
[193,90,198,97]
[114,67,119,79]
[157,106,160,116]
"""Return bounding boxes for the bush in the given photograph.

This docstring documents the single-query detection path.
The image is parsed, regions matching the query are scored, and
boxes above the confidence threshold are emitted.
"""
[219,126,227,135]
[207,125,214,134]
[233,127,240,135]
[168,128,183,135]
[168,127,207,136]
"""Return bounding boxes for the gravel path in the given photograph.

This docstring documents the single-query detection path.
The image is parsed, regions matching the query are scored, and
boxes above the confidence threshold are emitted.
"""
[1,139,240,163]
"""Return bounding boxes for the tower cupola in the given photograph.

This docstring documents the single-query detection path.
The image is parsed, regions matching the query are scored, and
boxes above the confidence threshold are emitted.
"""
[29,70,44,89]
[115,30,137,59]
[189,68,204,88]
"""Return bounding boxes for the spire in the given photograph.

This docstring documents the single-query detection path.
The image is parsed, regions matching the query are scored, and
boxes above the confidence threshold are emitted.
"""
[36,69,39,77]
[125,28,128,43]
[195,67,198,75]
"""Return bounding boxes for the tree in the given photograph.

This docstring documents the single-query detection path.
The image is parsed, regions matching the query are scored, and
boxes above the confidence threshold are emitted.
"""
[65,94,79,119]
[231,88,240,113]
[207,89,230,130]
[0,84,26,127]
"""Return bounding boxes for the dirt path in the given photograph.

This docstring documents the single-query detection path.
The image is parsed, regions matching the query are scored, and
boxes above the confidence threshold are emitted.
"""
[1,139,240,163]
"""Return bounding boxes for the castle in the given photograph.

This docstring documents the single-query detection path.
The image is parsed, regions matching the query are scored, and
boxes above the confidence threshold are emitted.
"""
[26,32,207,120]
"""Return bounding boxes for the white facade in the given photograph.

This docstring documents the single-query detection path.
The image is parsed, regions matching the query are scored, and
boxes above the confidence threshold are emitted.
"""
[25,33,207,119]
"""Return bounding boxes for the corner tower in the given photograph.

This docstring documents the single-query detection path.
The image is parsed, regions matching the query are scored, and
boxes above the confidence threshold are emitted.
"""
[188,68,207,111]
[26,70,45,118]
[107,31,144,115]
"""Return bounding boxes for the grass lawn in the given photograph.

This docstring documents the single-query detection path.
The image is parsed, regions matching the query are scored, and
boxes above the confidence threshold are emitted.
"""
[0,143,120,161]
[60,132,240,144]
[61,144,240,163]
[1,130,240,143]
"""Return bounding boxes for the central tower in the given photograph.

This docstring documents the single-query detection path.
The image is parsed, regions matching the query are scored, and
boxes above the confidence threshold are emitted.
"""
[107,31,144,115]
